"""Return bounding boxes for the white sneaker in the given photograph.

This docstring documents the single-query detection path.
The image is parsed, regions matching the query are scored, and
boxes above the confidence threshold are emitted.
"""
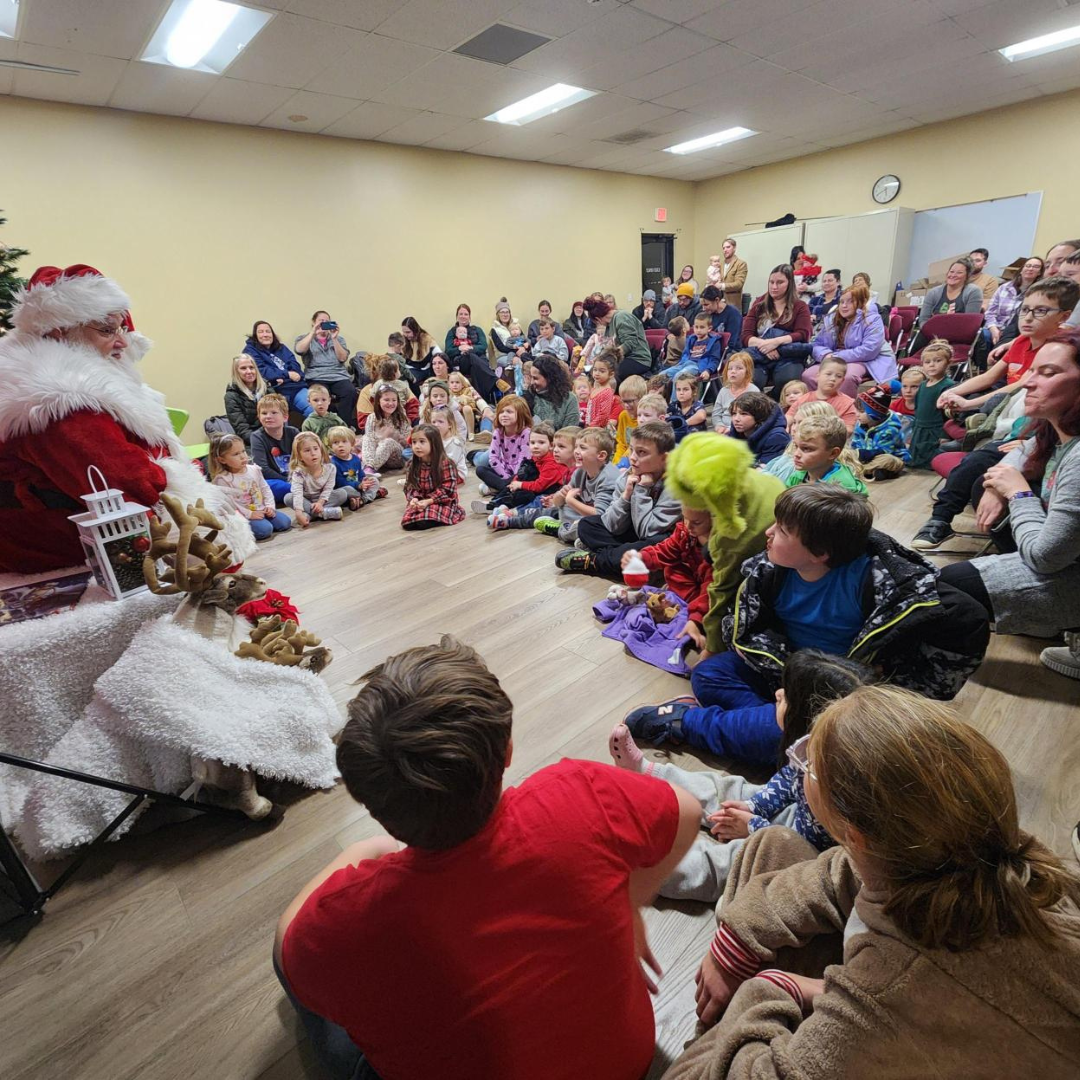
[1040,645,1080,679]
[478,483,494,496]
[320,506,343,521]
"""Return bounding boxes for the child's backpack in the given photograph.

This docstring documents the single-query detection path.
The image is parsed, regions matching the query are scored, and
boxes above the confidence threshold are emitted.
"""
[203,415,235,439]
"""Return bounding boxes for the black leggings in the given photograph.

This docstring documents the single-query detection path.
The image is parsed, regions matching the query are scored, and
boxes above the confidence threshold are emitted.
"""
[938,561,995,621]
[475,462,511,492]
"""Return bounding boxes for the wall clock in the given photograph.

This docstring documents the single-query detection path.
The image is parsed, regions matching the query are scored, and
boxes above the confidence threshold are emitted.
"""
[873,174,901,204]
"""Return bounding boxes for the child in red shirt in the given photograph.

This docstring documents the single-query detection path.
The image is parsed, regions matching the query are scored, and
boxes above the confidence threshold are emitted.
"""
[275,638,699,1080]
[472,421,570,515]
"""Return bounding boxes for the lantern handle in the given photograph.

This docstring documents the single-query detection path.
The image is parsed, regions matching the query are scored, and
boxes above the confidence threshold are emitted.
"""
[86,466,110,494]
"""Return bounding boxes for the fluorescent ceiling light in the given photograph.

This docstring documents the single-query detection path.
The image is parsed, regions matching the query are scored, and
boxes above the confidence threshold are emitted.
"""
[485,83,595,126]
[140,0,274,75]
[1000,23,1080,62]
[665,126,757,155]
[0,0,19,40]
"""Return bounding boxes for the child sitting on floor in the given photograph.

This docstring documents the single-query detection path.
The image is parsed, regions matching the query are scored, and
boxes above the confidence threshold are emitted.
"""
[361,383,413,473]
[636,394,667,426]
[613,375,646,468]
[558,421,681,579]
[420,379,468,440]
[778,379,808,413]
[909,339,956,468]
[667,372,708,441]
[250,393,299,505]
[287,431,349,526]
[574,373,592,424]
[358,357,418,431]
[783,355,857,433]
[622,485,991,765]
[730,391,790,465]
[328,425,383,510]
[401,424,465,531]
[210,433,292,541]
[586,351,622,429]
[429,408,467,485]
[890,366,924,448]
[711,351,754,435]
[608,649,872,903]
[851,384,910,480]
[763,400,838,484]
[474,394,532,496]
[491,426,580,532]
[786,413,867,493]
[476,422,569,517]
[302,383,348,442]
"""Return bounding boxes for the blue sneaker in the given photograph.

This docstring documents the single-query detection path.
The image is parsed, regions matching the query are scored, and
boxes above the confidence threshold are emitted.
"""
[623,696,696,746]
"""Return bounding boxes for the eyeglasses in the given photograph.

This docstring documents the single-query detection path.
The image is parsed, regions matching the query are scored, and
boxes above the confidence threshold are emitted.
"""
[87,322,124,338]
[786,734,817,781]
[1019,305,1061,318]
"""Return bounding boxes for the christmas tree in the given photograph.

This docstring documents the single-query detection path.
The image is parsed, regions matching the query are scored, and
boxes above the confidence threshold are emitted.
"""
[0,210,29,334]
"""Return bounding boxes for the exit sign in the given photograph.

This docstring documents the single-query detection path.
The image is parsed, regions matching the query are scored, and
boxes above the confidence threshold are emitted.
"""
[654,207,667,222]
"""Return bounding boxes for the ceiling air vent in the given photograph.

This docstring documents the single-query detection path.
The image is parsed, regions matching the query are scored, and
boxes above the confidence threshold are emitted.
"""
[455,24,551,65]
[602,129,656,146]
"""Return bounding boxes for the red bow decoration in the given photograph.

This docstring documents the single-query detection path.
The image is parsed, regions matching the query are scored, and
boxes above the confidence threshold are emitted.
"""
[236,589,300,626]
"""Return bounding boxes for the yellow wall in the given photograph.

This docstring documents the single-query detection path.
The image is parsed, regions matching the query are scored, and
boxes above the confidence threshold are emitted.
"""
[0,96,696,426]
[694,88,1080,276]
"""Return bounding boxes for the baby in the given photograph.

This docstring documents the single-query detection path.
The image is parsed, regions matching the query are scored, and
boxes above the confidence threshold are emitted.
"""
[706,254,722,289]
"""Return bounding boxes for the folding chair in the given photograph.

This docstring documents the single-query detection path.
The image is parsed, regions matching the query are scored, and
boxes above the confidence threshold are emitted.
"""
[899,313,983,373]
[928,451,995,555]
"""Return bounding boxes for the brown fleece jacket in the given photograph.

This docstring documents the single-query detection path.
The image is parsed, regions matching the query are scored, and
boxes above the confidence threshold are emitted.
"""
[663,828,1080,1080]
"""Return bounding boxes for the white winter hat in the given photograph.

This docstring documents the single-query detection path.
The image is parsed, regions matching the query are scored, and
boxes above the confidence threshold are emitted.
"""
[12,263,132,335]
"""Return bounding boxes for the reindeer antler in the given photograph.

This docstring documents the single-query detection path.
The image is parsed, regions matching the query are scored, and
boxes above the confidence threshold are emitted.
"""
[142,494,234,596]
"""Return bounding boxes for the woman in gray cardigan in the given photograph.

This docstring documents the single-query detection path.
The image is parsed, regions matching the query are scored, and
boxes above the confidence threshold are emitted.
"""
[939,328,1080,676]
[295,309,359,429]
[918,258,984,323]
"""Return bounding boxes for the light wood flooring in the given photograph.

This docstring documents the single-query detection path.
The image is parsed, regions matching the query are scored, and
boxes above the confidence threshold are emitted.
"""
[2,465,1077,1080]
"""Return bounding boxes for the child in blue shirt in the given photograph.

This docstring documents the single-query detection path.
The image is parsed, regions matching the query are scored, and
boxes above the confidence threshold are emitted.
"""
[667,372,708,442]
[327,425,384,510]
[660,312,724,398]
[850,384,910,481]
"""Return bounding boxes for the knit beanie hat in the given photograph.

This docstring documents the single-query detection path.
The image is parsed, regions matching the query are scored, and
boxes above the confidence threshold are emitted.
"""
[676,283,695,298]
[858,384,892,419]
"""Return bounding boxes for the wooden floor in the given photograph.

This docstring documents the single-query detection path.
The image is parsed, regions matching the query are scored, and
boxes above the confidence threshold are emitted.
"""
[2,464,1077,1080]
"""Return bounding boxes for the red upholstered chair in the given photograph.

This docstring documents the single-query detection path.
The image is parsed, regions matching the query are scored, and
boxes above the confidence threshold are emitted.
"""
[928,451,995,553]
[943,418,967,441]
[893,306,919,354]
[899,312,983,370]
[645,328,667,354]
[887,312,903,351]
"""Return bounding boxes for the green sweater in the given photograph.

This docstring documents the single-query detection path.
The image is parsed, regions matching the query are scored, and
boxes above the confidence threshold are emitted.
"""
[528,392,581,431]
[703,470,785,652]
[785,462,867,494]
[302,412,348,442]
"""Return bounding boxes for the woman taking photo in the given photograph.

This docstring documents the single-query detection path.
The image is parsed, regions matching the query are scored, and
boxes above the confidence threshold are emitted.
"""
[939,328,1080,677]
[582,297,653,381]
[524,354,580,430]
[445,303,498,399]
[741,265,813,397]
[804,284,896,397]
[244,320,312,418]
[667,684,1080,1079]
[400,316,441,388]
[224,354,266,446]
[295,310,358,430]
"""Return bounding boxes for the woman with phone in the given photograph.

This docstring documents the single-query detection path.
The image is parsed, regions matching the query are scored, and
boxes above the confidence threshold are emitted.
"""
[295,309,359,431]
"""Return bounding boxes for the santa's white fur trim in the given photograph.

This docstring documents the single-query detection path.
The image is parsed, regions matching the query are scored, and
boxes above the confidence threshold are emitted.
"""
[12,274,131,335]
[159,459,257,563]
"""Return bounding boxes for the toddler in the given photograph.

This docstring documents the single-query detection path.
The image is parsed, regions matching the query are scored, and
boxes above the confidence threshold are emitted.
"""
[730,391,790,465]
[474,394,533,495]
[210,433,292,541]
[361,383,413,472]
[249,393,299,505]
[783,355,857,433]
[661,275,675,305]
[711,351,754,434]
[636,394,667,425]
[286,431,349,526]
[851,385,910,480]
[491,426,582,532]
[890,367,924,448]
[302,383,348,442]
[574,373,592,425]
[663,312,723,391]
[327,425,384,510]
[663,316,689,368]
[401,424,465,531]
[786,413,866,492]
[612,375,647,468]
[586,351,620,428]
[909,340,956,468]
[779,380,808,412]
[447,371,494,439]
[667,372,707,441]
[429,407,467,484]
[476,421,569,517]
[386,332,407,368]
[706,254,723,290]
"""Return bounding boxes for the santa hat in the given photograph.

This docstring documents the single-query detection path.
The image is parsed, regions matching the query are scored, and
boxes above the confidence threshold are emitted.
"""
[12,264,133,336]
[858,384,893,419]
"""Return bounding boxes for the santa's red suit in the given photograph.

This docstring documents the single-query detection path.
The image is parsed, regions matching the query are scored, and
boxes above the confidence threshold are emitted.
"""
[0,264,255,573]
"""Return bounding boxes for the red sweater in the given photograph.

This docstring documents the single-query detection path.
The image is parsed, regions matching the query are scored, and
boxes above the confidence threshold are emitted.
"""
[518,452,572,494]
[741,297,813,345]
[640,522,712,624]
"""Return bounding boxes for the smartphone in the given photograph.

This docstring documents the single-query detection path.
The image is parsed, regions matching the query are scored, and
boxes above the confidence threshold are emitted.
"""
[320,321,338,331]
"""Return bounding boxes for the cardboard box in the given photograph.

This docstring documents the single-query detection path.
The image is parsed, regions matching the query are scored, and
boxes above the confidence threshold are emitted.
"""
[1000,257,1027,282]
[894,289,927,308]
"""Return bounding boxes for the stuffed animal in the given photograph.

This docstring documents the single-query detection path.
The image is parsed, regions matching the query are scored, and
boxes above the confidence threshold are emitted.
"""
[237,616,332,673]
[606,583,645,606]
[645,591,680,624]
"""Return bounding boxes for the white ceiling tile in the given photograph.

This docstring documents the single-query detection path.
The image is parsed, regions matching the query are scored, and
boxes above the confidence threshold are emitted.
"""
[952,0,1077,50]
[684,0,820,43]
[286,0,403,32]
[502,0,622,37]
[1035,75,1080,97]
[260,89,359,131]
[375,110,472,144]
[613,41,756,102]
[189,78,295,125]
[628,0,718,25]
[225,12,367,88]
[375,0,520,51]
[562,100,678,142]
[108,62,217,117]
[575,26,715,91]
[320,100,424,139]
[18,0,163,61]
[303,34,440,99]
[12,44,126,106]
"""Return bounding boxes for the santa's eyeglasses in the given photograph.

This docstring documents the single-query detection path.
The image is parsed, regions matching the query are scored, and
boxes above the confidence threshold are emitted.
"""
[86,322,125,337]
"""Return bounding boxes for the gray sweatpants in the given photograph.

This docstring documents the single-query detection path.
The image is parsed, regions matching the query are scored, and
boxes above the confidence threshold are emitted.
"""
[284,488,348,515]
[651,762,796,904]
[506,506,580,542]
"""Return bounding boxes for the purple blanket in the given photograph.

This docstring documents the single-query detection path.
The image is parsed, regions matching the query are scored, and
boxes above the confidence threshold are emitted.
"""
[593,586,691,676]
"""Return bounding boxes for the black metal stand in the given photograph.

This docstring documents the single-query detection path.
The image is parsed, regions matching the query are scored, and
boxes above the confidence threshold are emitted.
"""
[0,750,254,921]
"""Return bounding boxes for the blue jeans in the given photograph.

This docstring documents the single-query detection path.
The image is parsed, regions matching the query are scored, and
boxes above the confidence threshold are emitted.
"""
[273,954,381,1080]
[480,416,494,432]
[266,477,291,505]
[683,651,781,765]
[473,450,490,469]
[250,511,292,540]
[280,385,313,418]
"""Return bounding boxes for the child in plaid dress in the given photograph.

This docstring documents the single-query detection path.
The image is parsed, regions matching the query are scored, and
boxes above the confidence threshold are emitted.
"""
[401,424,465,531]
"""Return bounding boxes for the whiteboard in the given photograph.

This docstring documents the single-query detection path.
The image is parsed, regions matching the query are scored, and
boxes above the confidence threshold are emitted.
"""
[904,193,1042,285]
[728,223,805,301]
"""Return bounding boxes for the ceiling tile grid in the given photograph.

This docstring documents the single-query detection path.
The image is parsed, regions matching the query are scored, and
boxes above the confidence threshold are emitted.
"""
[0,0,1078,179]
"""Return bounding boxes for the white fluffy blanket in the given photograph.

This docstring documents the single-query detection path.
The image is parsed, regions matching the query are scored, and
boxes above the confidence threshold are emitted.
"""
[14,616,343,860]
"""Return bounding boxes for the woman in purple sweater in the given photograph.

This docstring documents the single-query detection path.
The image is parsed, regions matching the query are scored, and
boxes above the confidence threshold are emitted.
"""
[803,284,896,397]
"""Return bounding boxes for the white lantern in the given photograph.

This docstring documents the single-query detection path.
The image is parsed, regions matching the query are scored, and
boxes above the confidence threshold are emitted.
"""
[67,466,153,601]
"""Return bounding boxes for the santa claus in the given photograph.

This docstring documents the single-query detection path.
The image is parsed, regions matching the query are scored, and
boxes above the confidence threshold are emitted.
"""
[0,263,256,573]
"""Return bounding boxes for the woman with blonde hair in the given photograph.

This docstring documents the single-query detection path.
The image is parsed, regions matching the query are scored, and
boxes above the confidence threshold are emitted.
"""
[224,353,267,446]
[667,685,1080,1080]
[804,282,896,397]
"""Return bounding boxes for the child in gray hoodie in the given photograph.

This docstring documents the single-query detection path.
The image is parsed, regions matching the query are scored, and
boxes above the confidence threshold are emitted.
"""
[557,421,681,578]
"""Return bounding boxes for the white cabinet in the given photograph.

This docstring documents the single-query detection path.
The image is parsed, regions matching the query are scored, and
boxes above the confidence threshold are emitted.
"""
[803,207,914,302]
